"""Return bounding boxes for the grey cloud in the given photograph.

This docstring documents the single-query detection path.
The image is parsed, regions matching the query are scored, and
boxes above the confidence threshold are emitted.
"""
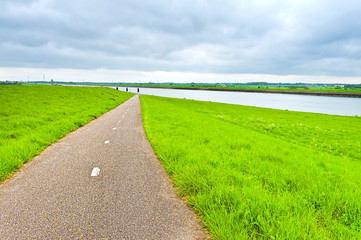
[1,0,361,76]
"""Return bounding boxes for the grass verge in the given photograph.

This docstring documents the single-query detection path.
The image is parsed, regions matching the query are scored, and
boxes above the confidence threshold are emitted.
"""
[140,95,361,239]
[0,85,134,182]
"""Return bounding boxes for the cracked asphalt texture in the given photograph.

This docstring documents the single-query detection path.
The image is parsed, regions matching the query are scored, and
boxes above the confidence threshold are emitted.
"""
[0,95,207,239]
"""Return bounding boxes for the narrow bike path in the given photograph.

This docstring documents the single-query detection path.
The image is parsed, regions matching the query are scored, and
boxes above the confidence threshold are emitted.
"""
[0,95,207,239]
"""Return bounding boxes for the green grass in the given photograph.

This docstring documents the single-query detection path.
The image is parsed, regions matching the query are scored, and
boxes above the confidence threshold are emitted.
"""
[140,95,361,239]
[0,85,134,182]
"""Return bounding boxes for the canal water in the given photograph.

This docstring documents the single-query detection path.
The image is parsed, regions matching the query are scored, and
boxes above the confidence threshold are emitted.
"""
[113,87,361,116]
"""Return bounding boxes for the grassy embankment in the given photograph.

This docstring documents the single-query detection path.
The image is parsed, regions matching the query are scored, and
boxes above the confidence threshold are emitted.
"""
[140,95,361,239]
[0,85,134,182]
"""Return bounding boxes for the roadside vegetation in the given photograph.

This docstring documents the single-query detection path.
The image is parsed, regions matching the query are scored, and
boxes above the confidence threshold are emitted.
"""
[140,95,361,239]
[0,85,134,182]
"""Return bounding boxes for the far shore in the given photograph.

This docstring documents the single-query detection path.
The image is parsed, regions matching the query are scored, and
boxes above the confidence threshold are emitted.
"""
[124,86,361,98]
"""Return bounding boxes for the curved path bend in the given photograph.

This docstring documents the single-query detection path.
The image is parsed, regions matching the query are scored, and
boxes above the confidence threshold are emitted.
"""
[0,95,207,239]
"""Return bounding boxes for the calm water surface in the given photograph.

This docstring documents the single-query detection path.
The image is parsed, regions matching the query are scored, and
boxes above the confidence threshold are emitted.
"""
[114,87,361,116]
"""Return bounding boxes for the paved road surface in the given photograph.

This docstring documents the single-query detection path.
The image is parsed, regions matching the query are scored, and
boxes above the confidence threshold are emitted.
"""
[0,95,207,239]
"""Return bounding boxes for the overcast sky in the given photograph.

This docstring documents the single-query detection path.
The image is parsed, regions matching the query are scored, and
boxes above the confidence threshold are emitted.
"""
[1,0,361,83]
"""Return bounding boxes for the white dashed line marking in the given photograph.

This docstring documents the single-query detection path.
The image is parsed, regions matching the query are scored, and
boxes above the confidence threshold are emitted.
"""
[104,140,110,144]
[91,167,100,176]
[113,128,117,130]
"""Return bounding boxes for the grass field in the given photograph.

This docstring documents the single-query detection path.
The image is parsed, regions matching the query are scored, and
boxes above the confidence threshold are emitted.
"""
[0,85,134,182]
[140,95,361,239]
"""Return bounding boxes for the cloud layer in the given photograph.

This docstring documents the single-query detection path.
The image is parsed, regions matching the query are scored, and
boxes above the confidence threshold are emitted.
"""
[1,0,361,77]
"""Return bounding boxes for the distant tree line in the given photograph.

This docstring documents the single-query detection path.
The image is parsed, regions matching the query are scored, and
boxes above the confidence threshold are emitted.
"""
[0,81,22,85]
[345,84,361,89]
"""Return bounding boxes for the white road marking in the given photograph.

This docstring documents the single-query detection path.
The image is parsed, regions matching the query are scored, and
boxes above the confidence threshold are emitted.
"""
[91,167,100,176]
[119,104,131,120]
[113,128,117,130]
[104,140,110,144]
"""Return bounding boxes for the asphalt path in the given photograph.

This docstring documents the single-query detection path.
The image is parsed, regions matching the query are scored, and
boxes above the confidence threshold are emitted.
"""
[0,95,207,239]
